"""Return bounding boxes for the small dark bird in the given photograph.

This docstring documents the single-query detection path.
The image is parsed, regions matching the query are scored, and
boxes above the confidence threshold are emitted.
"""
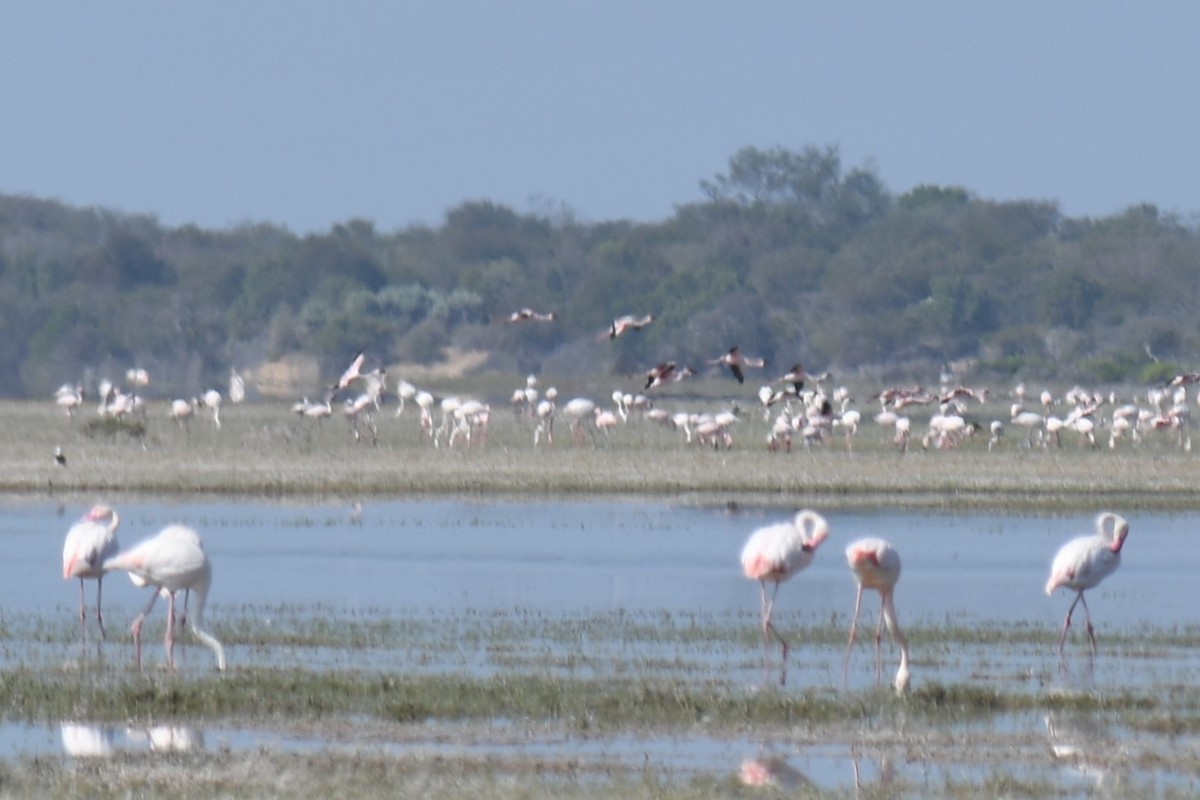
[54,446,67,467]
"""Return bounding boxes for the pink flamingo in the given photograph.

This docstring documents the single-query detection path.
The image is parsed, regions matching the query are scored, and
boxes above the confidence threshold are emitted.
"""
[607,313,654,339]
[1045,512,1129,656]
[62,504,121,639]
[740,509,829,685]
[843,538,910,692]
[104,525,226,671]
[334,350,366,390]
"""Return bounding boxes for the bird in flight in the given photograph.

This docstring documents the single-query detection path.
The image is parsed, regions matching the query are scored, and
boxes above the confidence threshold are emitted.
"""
[644,361,676,390]
[502,308,556,324]
[607,314,655,340]
[335,350,366,390]
[710,346,765,384]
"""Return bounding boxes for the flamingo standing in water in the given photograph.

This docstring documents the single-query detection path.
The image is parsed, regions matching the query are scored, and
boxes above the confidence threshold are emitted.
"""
[104,525,226,671]
[62,504,121,639]
[740,510,830,685]
[1045,512,1129,656]
[843,538,910,693]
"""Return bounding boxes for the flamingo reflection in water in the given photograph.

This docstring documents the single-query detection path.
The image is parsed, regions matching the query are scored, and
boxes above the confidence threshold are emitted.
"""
[738,752,812,790]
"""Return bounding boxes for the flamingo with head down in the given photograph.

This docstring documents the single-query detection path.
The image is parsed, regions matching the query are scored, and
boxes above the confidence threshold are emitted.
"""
[740,509,829,685]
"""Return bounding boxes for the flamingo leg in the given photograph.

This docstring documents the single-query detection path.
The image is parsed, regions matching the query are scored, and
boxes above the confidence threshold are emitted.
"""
[1077,591,1097,654]
[177,589,191,631]
[77,578,87,640]
[842,585,865,690]
[165,591,177,669]
[131,590,160,670]
[1057,591,1084,655]
[759,580,789,686]
[95,576,107,640]
[873,597,886,684]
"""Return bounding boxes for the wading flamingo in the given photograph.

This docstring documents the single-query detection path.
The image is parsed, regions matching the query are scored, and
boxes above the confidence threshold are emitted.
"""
[104,525,226,671]
[62,504,121,639]
[740,509,829,685]
[1045,512,1129,656]
[843,537,910,693]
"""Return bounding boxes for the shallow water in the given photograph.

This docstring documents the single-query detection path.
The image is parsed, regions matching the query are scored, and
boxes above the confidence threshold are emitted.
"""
[13,498,1200,793]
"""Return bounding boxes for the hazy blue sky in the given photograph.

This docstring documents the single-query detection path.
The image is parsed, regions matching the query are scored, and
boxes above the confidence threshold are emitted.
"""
[4,2,1197,233]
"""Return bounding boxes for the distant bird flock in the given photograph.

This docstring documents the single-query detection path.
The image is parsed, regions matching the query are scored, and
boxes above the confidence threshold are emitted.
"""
[50,340,1200,457]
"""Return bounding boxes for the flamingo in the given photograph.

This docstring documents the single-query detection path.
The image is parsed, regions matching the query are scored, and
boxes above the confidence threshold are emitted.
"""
[104,525,226,671]
[170,395,195,429]
[54,383,85,417]
[644,361,677,390]
[62,504,121,639]
[607,313,654,339]
[335,350,366,390]
[740,509,830,685]
[229,368,245,403]
[561,397,597,445]
[1045,512,1129,656]
[778,363,807,395]
[710,346,765,384]
[197,389,222,429]
[502,308,556,323]
[843,538,910,693]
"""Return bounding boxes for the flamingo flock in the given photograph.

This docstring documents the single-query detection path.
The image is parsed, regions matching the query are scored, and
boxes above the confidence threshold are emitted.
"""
[53,348,1200,461]
[735,508,1131,693]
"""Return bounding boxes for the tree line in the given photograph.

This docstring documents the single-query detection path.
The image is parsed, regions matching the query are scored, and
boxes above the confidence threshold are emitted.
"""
[2,144,1196,399]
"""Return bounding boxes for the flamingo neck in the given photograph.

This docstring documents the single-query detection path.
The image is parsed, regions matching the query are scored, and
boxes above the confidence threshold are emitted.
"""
[188,574,226,671]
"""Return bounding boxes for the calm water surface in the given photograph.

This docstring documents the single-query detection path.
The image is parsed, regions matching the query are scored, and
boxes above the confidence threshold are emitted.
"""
[9,498,1193,626]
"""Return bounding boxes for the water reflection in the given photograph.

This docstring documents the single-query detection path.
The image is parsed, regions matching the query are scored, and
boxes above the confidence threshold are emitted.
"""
[60,723,114,758]
[1045,711,1122,791]
[738,749,812,790]
[127,725,204,752]
[850,750,898,795]
[58,722,202,757]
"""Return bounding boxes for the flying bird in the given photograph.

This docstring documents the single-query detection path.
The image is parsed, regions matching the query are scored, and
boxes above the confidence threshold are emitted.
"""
[1045,512,1129,656]
[502,308,556,323]
[740,509,830,685]
[778,363,807,394]
[607,313,654,340]
[710,346,765,384]
[54,446,67,467]
[334,350,366,390]
[644,361,677,390]
[62,504,121,639]
[843,537,910,693]
[104,524,226,671]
